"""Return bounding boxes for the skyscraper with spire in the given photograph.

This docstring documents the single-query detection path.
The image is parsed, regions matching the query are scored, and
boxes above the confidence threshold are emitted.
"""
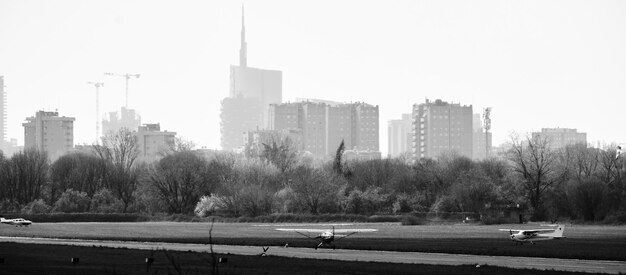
[220,6,283,151]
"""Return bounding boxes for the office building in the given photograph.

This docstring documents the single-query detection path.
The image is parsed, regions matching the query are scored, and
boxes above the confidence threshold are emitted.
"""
[412,99,473,160]
[134,123,176,161]
[220,96,262,151]
[23,110,75,160]
[220,7,282,151]
[388,114,412,158]
[532,128,587,149]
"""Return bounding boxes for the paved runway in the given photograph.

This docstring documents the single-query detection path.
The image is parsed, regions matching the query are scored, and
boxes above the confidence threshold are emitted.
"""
[2,236,625,274]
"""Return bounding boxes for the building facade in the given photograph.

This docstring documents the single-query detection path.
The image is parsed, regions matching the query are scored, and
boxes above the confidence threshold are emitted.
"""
[23,111,75,160]
[269,101,379,159]
[0,76,6,152]
[220,8,282,151]
[532,128,587,149]
[412,99,473,160]
[472,113,492,160]
[134,123,176,161]
[388,114,412,158]
[102,107,141,136]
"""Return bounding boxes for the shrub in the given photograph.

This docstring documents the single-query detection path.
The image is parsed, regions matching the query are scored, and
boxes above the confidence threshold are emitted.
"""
[21,199,51,214]
[52,189,90,213]
[0,199,21,213]
[90,188,124,213]
[401,215,426,226]
[194,195,223,217]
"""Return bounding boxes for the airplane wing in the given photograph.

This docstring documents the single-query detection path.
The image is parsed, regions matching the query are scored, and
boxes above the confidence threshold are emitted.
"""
[332,229,377,233]
[499,229,521,233]
[276,228,325,239]
[276,228,327,233]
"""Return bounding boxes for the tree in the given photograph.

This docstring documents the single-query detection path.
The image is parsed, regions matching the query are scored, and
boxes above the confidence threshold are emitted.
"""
[333,140,345,175]
[260,136,298,174]
[290,165,336,214]
[0,149,49,205]
[92,128,140,212]
[508,135,565,220]
[49,152,107,203]
[149,151,214,214]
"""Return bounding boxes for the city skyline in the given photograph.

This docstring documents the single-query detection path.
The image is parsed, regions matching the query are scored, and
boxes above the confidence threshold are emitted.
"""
[1,1,625,156]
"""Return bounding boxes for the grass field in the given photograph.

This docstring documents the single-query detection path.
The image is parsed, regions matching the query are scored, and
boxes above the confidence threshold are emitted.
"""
[1,222,624,261]
[0,242,591,275]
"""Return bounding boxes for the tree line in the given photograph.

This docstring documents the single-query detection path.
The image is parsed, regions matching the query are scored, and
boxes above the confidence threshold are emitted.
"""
[1,129,624,223]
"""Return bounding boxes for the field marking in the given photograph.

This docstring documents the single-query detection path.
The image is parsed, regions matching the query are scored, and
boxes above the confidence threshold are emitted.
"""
[252,223,354,227]
[531,263,605,269]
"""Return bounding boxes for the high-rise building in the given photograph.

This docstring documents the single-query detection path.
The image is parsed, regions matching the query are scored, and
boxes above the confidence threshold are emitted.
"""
[412,99,473,160]
[220,96,262,151]
[134,123,176,161]
[532,128,587,149]
[270,101,379,159]
[388,113,412,158]
[220,7,282,151]
[23,110,75,160]
[472,113,492,160]
[102,107,141,136]
[0,76,6,151]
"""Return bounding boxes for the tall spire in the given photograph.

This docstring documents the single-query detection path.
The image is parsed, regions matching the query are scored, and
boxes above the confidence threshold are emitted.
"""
[239,4,247,67]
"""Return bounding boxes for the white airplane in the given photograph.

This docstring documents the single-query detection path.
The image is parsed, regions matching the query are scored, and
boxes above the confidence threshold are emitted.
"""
[276,226,377,250]
[499,224,565,245]
[0,217,32,227]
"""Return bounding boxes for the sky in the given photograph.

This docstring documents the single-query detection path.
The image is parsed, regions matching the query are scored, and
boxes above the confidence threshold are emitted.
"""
[1,0,625,155]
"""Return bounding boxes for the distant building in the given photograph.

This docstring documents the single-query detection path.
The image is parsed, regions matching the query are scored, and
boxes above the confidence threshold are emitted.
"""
[134,123,176,161]
[532,128,587,149]
[102,107,141,136]
[343,149,381,161]
[220,96,263,151]
[388,114,412,158]
[269,101,379,159]
[0,76,6,150]
[23,110,75,160]
[0,75,7,151]
[220,7,282,151]
[472,114,492,160]
[412,99,473,160]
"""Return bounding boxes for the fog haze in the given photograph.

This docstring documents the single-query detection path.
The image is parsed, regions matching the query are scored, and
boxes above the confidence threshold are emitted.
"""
[1,0,625,155]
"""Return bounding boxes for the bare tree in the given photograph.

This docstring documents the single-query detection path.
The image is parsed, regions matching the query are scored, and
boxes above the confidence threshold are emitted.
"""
[92,128,140,212]
[150,151,213,214]
[508,134,565,220]
[0,149,49,205]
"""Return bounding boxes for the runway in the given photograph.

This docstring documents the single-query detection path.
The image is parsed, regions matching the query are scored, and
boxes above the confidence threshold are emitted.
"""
[2,236,625,274]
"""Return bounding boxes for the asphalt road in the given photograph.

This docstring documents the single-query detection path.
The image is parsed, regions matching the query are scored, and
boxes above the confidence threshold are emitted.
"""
[1,236,625,274]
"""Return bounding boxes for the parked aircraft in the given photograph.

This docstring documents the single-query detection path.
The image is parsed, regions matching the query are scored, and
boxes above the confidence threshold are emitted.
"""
[276,226,377,249]
[0,217,32,227]
[499,224,565,244]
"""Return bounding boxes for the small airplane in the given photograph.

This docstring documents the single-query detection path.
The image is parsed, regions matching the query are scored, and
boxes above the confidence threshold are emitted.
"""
[276,226,377,250]
[499,224,565,245]
[0,217,32,227]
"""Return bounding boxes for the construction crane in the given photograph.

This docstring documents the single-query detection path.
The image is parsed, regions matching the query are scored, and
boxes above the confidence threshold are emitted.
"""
[104,72,140,108]
[87,81,104,142]
[483,107,492,158]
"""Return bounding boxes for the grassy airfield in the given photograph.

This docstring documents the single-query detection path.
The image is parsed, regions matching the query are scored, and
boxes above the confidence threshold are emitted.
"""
[1,222,624,261]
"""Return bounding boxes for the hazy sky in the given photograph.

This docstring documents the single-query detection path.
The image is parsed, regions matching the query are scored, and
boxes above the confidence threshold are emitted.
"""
[1,0,625,155]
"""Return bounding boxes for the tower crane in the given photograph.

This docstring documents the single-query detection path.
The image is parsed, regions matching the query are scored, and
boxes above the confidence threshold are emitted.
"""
[87,81,104,142]
[104,72,140,108]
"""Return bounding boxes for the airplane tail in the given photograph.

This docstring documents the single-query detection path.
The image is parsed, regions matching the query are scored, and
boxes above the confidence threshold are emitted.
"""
[548,225,565,238]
